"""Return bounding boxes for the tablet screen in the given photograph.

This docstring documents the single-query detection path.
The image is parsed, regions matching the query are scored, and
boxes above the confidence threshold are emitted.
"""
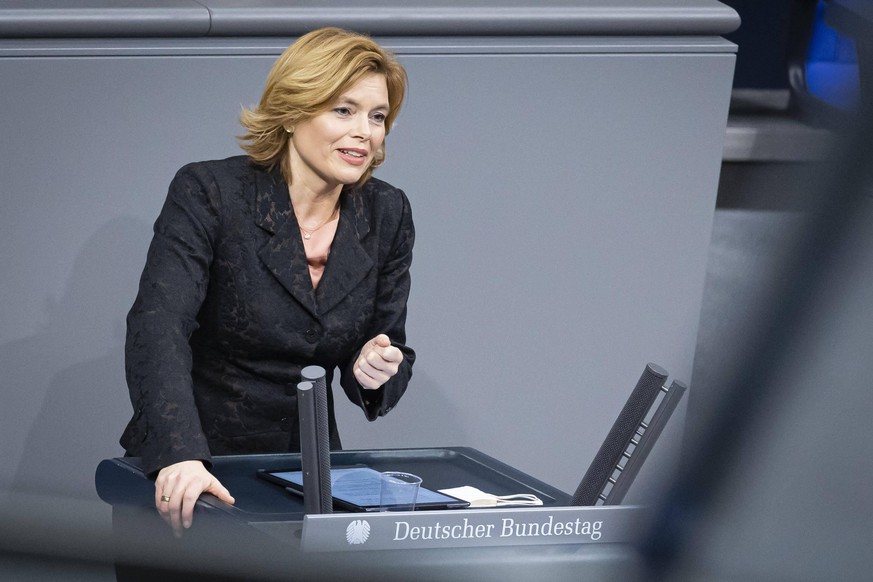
[260,467,469,512]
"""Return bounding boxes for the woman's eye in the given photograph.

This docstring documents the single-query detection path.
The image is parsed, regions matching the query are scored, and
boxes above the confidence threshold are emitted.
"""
[371,112,387,124]
[334,107,352,116]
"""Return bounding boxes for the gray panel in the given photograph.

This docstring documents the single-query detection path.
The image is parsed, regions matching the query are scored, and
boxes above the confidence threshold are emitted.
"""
[340,50,735,497]
[0,0,209,38]
[0,54,269,499]
[204,0,741,37]
[0,38,733,506]
[0,35,737,58]
[0,0,740,38]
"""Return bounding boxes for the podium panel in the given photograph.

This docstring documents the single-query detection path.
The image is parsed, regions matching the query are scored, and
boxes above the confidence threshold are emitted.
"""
[97,448,645,580]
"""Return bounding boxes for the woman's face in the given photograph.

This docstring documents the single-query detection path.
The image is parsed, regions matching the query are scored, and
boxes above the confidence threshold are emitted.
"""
[288,72,389,193]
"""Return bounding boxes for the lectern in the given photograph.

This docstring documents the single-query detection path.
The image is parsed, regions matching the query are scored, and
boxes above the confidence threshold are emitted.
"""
[97,447,646,581]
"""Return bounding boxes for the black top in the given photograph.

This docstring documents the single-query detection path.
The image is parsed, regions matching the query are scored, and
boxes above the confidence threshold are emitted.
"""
[121,156,415,477]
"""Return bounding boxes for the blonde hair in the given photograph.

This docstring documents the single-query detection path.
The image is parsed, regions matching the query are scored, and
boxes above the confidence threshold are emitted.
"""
[239,27,407,188]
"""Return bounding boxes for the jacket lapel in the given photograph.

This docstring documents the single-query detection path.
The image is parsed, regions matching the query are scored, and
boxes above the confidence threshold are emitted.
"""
[254,168,376,319]
[315,187,374,315]
[254,168,319,318]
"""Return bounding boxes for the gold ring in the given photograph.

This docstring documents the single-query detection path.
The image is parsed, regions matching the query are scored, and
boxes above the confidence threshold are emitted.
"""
[160,495,171,503]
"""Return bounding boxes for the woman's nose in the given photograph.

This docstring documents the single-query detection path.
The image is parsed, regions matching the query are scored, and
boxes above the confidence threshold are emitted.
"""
[352,114,371,139]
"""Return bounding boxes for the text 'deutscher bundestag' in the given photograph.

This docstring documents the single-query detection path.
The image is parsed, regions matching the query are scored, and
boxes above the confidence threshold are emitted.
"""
[302,505,645,551]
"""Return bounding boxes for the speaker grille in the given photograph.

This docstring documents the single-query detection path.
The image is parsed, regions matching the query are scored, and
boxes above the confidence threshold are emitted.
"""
[571,364,668,506]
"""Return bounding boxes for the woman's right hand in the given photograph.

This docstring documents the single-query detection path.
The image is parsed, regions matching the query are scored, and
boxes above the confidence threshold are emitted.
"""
[155,460,235,537]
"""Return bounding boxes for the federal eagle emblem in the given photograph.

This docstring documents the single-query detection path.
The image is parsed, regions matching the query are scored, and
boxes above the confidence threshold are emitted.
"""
[346,519,371,545]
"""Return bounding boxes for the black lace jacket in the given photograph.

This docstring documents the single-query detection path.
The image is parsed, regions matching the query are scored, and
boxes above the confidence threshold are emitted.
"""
[121,156,415,477]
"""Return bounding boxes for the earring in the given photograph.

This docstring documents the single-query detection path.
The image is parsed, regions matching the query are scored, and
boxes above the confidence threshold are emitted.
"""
[285,126,294,134]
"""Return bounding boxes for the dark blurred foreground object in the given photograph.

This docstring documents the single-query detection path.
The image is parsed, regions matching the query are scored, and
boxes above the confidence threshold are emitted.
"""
[826,0,873,117]
[638,3,873,579]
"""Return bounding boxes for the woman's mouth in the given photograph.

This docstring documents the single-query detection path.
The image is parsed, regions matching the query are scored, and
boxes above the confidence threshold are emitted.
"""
[338,148,368,165]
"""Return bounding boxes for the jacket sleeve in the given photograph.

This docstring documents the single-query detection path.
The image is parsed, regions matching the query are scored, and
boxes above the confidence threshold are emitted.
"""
[340,188,416,420]
[123,163,220,477]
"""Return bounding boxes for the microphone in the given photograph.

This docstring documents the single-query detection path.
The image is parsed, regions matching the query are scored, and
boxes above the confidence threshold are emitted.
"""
[297,365,333,514]
[572,363,669,506]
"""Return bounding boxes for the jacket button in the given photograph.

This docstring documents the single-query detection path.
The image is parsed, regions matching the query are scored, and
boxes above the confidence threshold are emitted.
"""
[305,328,318,343]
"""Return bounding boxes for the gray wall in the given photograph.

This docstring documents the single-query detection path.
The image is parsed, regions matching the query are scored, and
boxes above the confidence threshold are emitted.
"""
[0,10,736,506]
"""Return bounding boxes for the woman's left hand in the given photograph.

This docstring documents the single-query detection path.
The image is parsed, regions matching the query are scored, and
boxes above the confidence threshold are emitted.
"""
[353,334,403,390]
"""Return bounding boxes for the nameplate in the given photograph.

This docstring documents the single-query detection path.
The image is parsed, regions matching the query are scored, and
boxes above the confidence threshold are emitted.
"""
[301,505,645,552]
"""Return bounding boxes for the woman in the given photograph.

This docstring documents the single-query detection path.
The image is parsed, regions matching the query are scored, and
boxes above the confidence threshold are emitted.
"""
[120,27,414,536]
